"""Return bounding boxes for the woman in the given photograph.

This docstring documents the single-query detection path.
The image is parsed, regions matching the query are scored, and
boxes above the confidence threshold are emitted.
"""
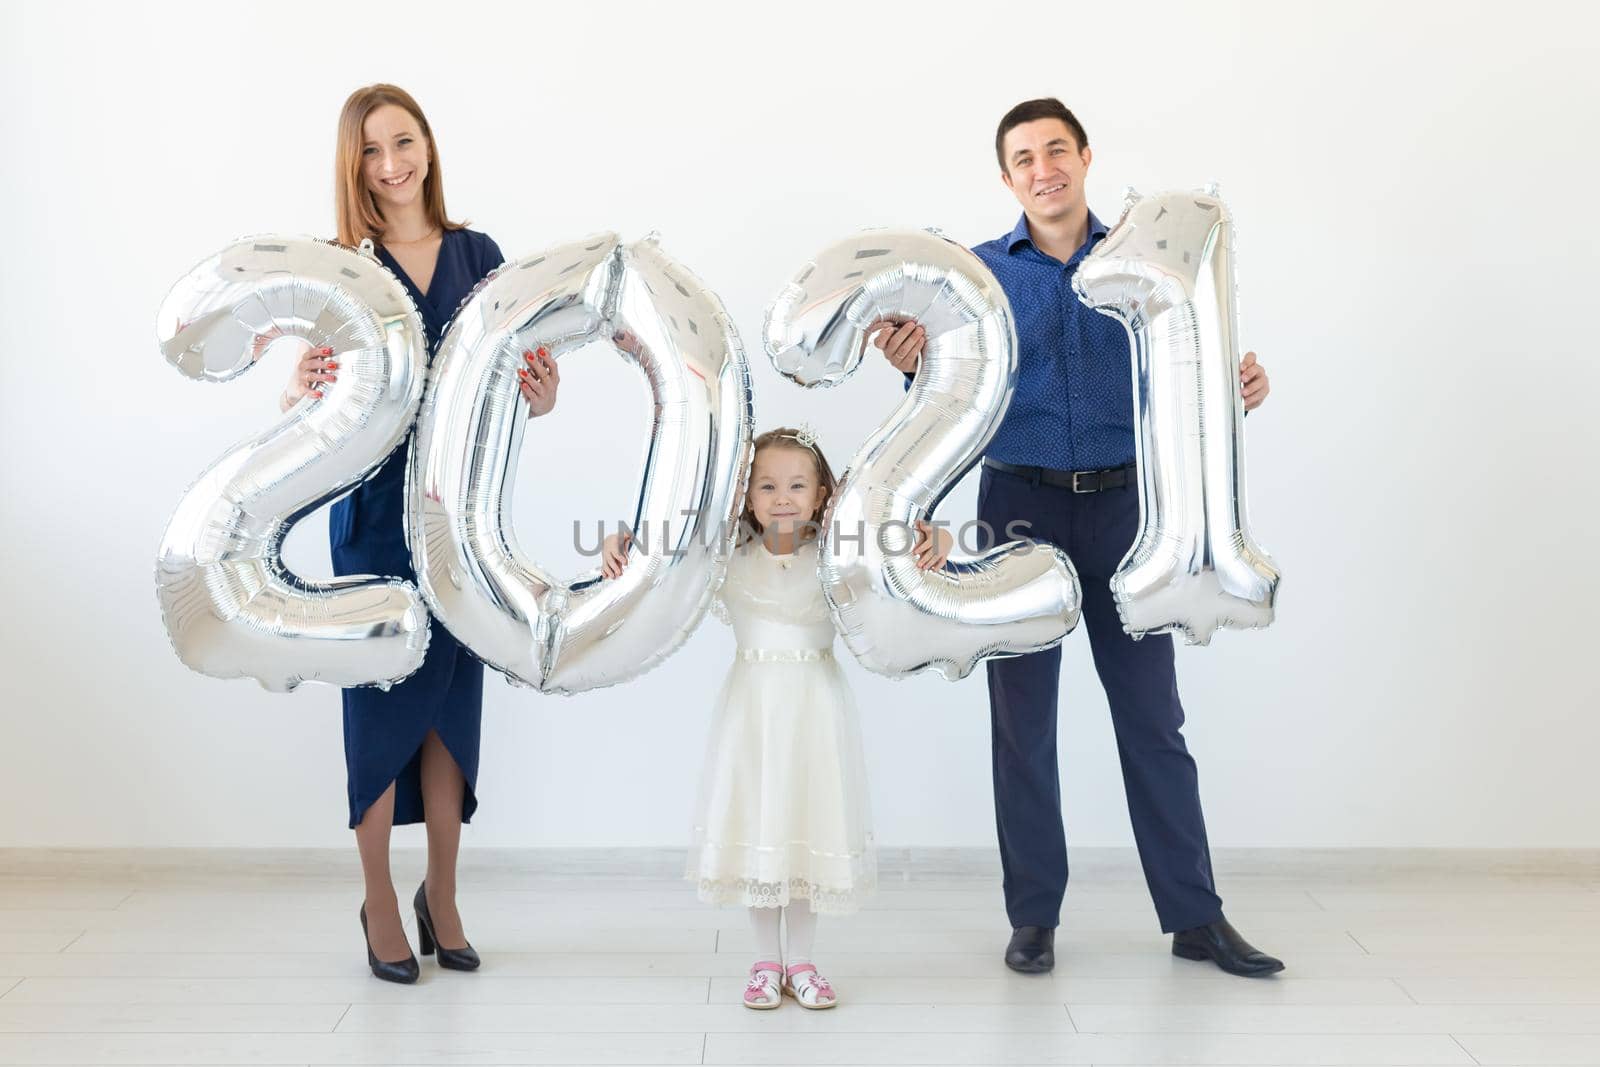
[281,84,559,984]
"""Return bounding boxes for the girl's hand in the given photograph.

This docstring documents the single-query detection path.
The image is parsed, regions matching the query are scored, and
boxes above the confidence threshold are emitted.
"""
[283,344,339,410]
[519,347,559,418]
[1240,350,1270,411]
[912,519,953,571]
[600,530,632,579]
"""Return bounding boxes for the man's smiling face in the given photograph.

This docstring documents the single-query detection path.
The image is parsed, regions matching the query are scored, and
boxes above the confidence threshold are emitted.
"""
[1000,117,1092,225]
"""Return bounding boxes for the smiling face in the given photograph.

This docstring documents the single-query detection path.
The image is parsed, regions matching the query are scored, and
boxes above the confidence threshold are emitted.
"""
[361,104,431,215]
[747,445,826,540]
[1000,117,1092,225]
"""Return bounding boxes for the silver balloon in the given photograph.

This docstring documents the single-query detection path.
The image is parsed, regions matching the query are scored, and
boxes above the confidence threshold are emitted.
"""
[1073,188,1280,644]
[408,234,752,694]
[764,228,1081,680]
[156,236,430,691]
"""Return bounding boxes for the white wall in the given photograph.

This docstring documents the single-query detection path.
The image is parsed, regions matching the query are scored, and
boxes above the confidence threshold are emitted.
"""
[2,0,1596,849]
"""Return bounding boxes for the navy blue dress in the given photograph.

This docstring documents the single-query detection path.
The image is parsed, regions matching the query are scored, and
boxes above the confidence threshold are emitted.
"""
[330,227,504,828]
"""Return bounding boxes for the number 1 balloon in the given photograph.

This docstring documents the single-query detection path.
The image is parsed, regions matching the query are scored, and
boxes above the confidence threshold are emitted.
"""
[764,228,1082,680]
[155,238,430,691]
[407,234,753,693]
[1072,188,1280,644]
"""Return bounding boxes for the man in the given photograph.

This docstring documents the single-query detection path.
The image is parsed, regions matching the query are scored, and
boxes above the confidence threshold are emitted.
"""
[880,98,1280,978]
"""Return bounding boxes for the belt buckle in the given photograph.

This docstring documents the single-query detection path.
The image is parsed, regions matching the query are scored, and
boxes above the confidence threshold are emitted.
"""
[1071,470,1098,493]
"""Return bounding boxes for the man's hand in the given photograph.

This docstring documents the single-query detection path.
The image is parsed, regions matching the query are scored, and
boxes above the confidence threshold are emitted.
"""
[1241,351,1269,411]
[612,329,644,358]
[912,519,953,571]
[869,318,926,374]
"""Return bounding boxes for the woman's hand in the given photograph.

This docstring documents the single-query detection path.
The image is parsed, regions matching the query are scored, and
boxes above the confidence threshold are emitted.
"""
[912,519,953,571]
[519,347,559,418]
[600,530,632,579]
[281,343,338,411]
[869,318,927,374]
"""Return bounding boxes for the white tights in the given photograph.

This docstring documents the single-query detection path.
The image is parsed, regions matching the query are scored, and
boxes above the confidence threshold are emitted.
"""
[747,901,818,964]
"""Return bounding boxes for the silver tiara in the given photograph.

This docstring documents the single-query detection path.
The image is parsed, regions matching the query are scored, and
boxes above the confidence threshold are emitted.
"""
[779,422,819,451]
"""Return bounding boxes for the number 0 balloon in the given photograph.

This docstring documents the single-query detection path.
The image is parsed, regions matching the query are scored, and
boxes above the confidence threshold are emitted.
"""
[407,234,753,693]
[155,238,430,691]
[1073,189,1280,643]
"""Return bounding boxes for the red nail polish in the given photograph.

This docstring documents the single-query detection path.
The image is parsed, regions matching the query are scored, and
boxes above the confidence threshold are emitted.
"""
[537,346,548,357]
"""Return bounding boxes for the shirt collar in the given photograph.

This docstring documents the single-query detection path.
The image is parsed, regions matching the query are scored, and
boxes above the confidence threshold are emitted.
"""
[1005,209,1110,259]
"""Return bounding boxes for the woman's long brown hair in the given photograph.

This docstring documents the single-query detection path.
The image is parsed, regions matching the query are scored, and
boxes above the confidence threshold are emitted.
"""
[333,84,463,248]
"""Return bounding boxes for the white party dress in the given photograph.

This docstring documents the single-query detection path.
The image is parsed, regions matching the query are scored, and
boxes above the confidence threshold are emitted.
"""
[687,536,876,914]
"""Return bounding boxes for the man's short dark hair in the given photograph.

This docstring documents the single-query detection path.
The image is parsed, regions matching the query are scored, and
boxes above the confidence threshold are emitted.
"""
[995,98,1088,171]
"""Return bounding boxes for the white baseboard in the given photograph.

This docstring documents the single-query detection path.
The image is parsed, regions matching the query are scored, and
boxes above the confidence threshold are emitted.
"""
[1,846,1595,885]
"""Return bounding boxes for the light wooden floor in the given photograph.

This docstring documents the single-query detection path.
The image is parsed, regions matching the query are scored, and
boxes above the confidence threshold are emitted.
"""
[0,848,1596,1065]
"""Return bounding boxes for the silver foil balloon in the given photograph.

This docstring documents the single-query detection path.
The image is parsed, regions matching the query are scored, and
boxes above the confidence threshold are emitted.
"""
[156,237,430,691]
[764,228,1081,680]
[408,234,752,694]
[1073,188,1280,644]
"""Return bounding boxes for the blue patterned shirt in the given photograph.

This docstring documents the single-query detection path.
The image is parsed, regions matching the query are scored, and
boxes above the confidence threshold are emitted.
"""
[905,210,1135,471]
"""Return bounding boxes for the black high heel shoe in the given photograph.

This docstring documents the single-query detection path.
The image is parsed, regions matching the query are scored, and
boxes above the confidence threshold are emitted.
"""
[414,882,480,971]
[359,903,419,984]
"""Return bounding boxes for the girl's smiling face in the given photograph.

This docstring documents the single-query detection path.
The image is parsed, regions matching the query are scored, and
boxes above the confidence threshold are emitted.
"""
[748,445,826,539]
[361,104,431,213]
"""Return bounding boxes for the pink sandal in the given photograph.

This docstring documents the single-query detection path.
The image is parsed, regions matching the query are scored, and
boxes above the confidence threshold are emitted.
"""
[743,960,783,1009]
[783,962,837,1009]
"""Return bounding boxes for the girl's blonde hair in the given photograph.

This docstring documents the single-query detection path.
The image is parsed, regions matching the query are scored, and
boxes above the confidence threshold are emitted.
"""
[738,427,839,546]
[333,84,464,248]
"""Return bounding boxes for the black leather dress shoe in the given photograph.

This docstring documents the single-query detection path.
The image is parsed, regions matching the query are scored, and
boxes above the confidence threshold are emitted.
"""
[1172,918,1284,977]
[1004,925,1055,974]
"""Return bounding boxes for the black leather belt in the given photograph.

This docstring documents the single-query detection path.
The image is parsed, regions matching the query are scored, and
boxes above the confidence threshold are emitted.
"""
[984,458,1134,493]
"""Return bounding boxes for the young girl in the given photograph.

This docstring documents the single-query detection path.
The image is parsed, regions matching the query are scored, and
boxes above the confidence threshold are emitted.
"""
[604,426,950,1009]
